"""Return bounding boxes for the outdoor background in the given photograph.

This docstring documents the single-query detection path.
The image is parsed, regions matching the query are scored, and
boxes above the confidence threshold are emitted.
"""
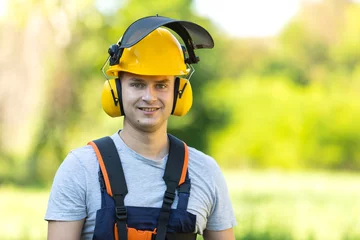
[1,0,360,239]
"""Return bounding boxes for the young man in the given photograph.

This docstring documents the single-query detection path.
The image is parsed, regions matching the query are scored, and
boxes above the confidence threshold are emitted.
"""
[45,16,237,240]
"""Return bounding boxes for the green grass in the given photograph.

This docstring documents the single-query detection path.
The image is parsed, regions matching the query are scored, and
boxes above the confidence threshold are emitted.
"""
[0,186,49,240]
[1,171,360,239]
[228,170,360,240]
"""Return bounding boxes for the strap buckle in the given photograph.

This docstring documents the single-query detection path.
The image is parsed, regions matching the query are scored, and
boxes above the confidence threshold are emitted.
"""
[164,191,176,205]
[115,206,127,220]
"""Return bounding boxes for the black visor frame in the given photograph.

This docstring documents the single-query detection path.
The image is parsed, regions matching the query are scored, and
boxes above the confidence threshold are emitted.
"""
[109,15,214,66]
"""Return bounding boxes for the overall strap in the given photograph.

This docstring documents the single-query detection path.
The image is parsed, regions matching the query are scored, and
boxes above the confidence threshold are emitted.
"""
[156,134,189,240]
[177,171,191,210]
[88,137,128,240]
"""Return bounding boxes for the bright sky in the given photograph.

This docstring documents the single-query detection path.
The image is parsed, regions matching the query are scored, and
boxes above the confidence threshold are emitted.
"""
[2,0,360,38]
[193,0,300,37]
[0,0,300,38]
[0,0,8,17]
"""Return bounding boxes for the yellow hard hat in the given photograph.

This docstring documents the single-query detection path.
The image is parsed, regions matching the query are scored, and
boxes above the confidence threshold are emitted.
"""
[106,27,190,77]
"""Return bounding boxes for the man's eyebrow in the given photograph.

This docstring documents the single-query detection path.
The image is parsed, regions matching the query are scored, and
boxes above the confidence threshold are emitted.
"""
[129,78,171,83]
[156,79,171,83]
[129,78,145,82]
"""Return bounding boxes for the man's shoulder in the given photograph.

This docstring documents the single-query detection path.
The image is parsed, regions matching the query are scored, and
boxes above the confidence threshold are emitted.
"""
[187,146,220,171]
[70,144,96,157]
[64,143,98,168]
[187,146,212,160]
[64,132,123,166]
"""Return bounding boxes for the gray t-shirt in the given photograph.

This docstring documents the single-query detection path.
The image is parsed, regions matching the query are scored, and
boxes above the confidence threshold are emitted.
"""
[45,132,236,239]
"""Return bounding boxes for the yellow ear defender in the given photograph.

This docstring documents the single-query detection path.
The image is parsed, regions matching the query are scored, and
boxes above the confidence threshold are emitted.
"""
[171,77,193,116]
[101,77,193,117]
[101,78,123,118]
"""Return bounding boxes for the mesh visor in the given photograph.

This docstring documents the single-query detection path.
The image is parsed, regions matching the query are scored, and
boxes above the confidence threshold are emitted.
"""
[119,16,214,50]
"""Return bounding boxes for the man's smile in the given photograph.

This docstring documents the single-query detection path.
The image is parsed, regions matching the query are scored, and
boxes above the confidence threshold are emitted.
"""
[138,107,160,112]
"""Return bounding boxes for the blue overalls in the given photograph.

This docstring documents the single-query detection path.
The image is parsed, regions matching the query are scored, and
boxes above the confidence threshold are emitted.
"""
[88,135,197,240]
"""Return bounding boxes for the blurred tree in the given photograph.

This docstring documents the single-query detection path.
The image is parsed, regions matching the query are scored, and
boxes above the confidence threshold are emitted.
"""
[7,0,227,185]
[2,0,360,185]
[202,0,360,170]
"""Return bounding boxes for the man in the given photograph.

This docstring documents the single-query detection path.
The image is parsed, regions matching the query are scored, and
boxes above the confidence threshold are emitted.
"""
[45,16,237,240]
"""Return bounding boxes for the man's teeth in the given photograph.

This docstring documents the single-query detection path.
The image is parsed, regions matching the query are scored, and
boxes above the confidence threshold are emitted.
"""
[140,108,157,111]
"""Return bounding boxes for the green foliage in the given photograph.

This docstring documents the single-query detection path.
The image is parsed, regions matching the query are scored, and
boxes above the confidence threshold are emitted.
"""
[206,74,360,170]
[2,0,360,185]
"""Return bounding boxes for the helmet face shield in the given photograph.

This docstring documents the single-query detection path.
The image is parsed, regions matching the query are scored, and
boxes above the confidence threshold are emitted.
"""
[115,15,214,53]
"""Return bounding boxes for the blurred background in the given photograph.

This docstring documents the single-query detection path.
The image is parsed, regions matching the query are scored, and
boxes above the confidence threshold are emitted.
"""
[1,0,360,239]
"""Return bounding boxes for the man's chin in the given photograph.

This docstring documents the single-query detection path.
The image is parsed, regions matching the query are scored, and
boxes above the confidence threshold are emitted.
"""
[124,115,168,133]
[136,121,162,133]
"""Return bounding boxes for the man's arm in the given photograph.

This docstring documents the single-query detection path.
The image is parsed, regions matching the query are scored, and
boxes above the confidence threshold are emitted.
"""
[203,228,236,240]
[48,219,85,240]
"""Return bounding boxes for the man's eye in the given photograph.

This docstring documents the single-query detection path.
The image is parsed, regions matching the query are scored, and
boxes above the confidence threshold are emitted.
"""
[131,83,145,88]
[156,84,167,89]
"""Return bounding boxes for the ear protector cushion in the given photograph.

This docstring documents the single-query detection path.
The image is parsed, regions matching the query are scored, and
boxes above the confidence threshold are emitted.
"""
[101,78,124,117]
[172,77,193,116]
[102,77,193,118]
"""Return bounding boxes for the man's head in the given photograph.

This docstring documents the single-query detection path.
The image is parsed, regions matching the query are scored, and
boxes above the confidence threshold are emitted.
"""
[102,27,193,119]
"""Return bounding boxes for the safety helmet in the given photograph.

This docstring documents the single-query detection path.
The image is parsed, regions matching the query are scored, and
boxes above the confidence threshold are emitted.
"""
[106,28,190,77]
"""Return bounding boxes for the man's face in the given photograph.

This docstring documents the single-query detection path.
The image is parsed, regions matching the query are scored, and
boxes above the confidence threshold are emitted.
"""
[121,72,175,133]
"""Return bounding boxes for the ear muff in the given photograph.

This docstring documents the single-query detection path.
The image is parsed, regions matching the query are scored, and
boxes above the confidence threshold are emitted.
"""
[172,77,193,116]
[101,78,124,117]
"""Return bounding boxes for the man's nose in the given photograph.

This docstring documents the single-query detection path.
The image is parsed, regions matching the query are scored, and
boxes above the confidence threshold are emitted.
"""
[142,86,157,102]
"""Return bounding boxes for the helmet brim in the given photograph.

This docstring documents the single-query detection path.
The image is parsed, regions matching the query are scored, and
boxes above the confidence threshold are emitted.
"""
[106,65,190,78]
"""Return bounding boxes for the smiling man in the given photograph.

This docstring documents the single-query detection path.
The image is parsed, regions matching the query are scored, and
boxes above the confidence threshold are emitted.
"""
[45,16,237,240]
[121,74,175,135]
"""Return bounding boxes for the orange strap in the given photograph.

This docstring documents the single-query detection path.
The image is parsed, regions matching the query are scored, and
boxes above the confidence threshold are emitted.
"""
[114,224,156,240]
[179,142,189,186]
[88,141,113,196]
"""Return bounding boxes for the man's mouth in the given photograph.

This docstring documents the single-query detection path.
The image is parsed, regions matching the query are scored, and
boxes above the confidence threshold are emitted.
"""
[138,107,159,112]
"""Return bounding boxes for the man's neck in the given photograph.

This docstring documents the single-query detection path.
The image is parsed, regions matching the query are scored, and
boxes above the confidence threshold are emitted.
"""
[119,125,169,161]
